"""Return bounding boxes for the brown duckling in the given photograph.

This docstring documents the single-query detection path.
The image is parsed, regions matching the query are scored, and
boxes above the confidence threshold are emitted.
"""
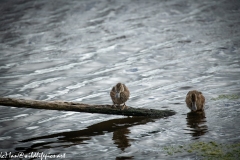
[185,90,205,112]
[110,83,130,110]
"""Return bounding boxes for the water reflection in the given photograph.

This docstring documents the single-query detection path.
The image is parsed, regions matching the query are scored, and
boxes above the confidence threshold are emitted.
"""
[113,128,130,151]
[185,111,208,139]
[15,116,154,153]
[116,156,134,160]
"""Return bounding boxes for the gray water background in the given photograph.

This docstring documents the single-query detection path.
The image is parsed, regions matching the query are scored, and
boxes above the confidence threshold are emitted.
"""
[0,0,240,159]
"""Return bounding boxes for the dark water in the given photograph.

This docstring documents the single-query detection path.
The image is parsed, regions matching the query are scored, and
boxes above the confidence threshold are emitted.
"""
[0,0,240,159]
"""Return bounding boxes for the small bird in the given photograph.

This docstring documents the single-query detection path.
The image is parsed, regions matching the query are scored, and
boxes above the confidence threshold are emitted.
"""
[110,83,130,110]
[185,90,205,112]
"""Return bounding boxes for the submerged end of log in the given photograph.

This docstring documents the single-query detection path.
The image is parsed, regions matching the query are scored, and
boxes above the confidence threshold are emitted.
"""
[0,97,176,118]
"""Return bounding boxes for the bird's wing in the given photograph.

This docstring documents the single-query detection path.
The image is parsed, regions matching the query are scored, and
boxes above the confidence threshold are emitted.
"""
[185,91,191,103]
[123,84,130,99]
[199,92,205,106]
[110,86,116,102]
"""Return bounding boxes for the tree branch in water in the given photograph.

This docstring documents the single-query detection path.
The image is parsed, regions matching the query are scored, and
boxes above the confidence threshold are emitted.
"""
[0,97,175,118]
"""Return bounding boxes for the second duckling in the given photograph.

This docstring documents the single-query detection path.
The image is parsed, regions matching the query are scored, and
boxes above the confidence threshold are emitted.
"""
[185,90,205,112]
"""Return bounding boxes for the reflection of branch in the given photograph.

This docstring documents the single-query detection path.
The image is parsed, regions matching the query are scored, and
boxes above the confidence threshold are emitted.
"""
[16,117,155,153]
[0,97,175,117]
[185,111,208,138]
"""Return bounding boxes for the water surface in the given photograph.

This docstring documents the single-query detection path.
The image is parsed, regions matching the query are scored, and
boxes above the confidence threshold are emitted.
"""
[0,0,240,159]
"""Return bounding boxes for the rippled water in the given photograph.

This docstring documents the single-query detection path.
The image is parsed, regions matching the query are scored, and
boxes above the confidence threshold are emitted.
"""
[0,0,240,159]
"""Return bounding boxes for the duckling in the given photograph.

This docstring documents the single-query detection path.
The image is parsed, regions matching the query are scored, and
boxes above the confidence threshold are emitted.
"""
[185,90,205,112]
[110,83,130,110]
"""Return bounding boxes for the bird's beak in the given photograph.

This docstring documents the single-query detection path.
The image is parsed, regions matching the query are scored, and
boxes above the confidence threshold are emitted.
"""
[191,102,197,111]
[115,92,120,98]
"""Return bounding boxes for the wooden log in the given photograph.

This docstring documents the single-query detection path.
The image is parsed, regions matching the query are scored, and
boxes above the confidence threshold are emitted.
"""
[0,97,176,118]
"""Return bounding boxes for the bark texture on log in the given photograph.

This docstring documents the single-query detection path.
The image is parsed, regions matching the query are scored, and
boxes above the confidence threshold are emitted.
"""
[0,97,176,118]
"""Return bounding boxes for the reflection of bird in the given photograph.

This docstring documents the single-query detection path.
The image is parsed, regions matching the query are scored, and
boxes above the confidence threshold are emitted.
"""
[112,128,131,151]
[185,90,205,112]
[110,83,130,110]
[186,111,208,138]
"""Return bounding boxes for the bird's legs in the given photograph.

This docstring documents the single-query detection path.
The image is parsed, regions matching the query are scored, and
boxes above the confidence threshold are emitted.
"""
[111,102,117,108]
[120,103,128,110]
[112,103,128,110]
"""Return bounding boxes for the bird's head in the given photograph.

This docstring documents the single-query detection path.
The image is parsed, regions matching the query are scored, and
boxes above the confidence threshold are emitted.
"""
[116,83,124,92]
[191,93,197,111]
[115,83,124,98]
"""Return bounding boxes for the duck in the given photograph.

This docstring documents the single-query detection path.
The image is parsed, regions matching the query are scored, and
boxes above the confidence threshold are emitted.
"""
[110,83,130,110]
[185,90,205,112]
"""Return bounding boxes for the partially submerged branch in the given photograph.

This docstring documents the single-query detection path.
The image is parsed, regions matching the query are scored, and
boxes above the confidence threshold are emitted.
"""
[0,97,175,118]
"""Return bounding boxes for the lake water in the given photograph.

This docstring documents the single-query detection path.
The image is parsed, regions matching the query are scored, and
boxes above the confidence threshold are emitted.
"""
[0,0,240,159]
